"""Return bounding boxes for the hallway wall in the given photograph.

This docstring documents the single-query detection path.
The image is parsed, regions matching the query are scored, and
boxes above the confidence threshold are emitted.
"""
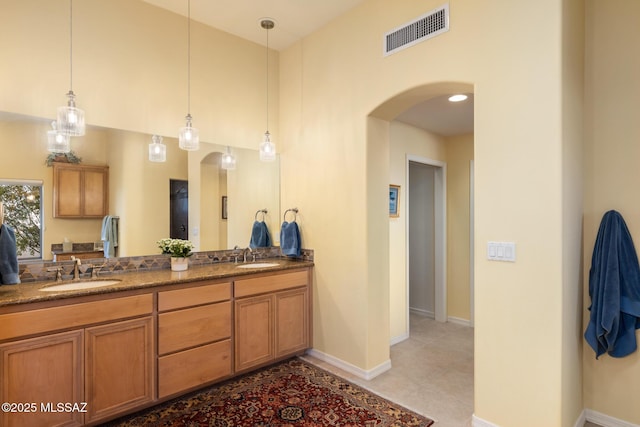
[583,0,640,423]
[389,121,446,340]
[388,123,474,340]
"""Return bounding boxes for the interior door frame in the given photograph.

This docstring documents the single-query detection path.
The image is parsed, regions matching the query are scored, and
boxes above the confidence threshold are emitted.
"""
[406,155,447,325]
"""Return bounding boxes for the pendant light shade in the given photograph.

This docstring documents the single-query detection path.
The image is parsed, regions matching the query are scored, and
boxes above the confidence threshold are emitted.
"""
[47,121,71,153]
[179,0,199,151]
[259,19,276,162]
[221,146,236,170]
[149,135,166,162]
[259,131,276,162]
[179,114,199,151]
[57,91,85,136]
[57,0,85,137]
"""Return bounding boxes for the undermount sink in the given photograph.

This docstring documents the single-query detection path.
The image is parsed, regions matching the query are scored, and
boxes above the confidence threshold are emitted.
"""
[236,262,280,269]
[40,280,121,292]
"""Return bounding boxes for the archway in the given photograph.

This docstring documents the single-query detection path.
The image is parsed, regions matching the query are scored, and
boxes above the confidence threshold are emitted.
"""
[368,81,474,342]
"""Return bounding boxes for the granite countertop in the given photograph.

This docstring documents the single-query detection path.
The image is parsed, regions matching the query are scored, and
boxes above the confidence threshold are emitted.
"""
[0,258,313,308]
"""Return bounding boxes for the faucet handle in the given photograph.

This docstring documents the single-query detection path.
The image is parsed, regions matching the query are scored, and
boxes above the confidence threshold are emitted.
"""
[47,266,63,282]
[91,264,105,279]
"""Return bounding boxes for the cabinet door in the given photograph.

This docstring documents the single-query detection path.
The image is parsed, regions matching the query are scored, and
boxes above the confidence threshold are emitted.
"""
[54,166,83,217]
[234,295,273,372]
[275,288,309,358]
[0,330,84,427]
[53,163,108,218]
[85,317,155,424]
[83,168,107,217]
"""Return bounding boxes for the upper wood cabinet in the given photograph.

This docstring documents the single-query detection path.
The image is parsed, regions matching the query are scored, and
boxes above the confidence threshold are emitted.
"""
[52,163,109,218]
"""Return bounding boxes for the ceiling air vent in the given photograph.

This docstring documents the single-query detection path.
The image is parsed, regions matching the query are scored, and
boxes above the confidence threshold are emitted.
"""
[384,4,449,56]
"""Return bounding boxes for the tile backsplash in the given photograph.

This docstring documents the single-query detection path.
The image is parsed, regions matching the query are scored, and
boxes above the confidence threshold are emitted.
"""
[18,247,314,283]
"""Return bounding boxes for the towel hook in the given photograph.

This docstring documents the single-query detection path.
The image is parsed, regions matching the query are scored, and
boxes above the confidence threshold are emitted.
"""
[255,209,267,221]
[283,207,298,222]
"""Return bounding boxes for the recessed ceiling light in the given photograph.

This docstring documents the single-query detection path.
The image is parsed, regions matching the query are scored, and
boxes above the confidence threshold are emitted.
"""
[448,94,468,102]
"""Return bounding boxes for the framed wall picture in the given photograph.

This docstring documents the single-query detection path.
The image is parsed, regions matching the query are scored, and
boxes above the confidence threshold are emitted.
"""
[222,196,228,219]
[389,185,400,217]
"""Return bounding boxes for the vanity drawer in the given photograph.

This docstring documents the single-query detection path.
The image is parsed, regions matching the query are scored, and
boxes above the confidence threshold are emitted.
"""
[158,281,231,312]
[158,301,231,355]
[0,294,153,341]
[158,339,231,398]
[234,270,309,298]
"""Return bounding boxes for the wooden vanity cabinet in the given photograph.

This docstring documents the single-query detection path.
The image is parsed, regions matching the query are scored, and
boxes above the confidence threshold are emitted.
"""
[234,270,310,372]
[0,294,154,427]
[0,330,84,427]
[84,316,155,424]
[157,281,232,398]
[52,163,109,218]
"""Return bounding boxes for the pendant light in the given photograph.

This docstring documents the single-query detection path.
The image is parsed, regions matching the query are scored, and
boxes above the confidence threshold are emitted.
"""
[259,19,276,162]
[47,121,71,153]
[179,0,199,151]
[221,146,236,170]
[57,0,85,137]
[148,135,166,162]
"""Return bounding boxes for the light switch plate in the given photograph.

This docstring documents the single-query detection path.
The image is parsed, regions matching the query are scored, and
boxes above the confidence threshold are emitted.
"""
[487,241,516,262]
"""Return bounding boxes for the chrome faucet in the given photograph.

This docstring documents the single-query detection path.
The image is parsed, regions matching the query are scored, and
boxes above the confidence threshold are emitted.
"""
[242,247,253,263]
[71,256,82,281]
[47,266,63,282]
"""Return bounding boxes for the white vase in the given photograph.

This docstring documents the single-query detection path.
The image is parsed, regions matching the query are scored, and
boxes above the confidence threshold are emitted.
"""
[171,256,189,272]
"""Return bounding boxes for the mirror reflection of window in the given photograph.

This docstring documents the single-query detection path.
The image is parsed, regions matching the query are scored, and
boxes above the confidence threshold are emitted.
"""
[0,181,43,260]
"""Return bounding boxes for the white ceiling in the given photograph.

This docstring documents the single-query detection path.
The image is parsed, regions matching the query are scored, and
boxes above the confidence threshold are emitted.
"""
[141,0,474,136]
[395,94,474,137]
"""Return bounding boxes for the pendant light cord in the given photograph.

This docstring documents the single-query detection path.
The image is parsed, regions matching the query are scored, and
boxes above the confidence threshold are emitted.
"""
[187,0,191,117]
[69,0,73,92]
[266,26,269,131]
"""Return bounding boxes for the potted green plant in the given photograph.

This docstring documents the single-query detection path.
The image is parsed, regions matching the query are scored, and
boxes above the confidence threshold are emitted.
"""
[157,238,194,271]
[45,150,82,166]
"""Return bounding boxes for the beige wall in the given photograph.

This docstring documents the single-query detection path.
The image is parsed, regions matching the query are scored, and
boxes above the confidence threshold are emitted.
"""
[0,0,277,150]
[0,0,599,425]
[445,133,474,321]
[583,0,640,424]
[280,0,581,425]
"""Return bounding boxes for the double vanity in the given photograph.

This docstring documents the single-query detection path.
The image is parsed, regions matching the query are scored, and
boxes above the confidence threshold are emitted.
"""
[0,258,313,426]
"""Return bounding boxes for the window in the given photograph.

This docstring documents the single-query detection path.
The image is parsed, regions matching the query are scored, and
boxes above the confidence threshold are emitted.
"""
[0,181,43,260]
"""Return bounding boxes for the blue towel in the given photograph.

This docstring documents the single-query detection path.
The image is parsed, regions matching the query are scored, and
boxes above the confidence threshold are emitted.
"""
[249,221,272,249]
[101,215,118,258]
[585,210,640,358]
[280,221,301,257]
[0,224,20,285]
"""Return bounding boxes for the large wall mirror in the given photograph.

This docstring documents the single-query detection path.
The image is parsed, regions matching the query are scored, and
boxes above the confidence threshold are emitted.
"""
[0,112,280,261]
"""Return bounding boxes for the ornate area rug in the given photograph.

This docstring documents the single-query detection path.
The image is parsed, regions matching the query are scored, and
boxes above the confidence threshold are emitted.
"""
[107,358,434,426]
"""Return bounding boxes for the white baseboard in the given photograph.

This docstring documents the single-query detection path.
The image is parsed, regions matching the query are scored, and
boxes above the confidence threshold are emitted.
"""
[473,409,638,427]
[410,307,434,318]
[472,414,499,427]
[586,409,640,427]
[448,316,473,327]
[390,332,409,346]
[305,348,391,380]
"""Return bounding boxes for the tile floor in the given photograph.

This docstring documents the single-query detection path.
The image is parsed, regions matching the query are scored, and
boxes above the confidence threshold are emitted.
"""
[303,313,603,427]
